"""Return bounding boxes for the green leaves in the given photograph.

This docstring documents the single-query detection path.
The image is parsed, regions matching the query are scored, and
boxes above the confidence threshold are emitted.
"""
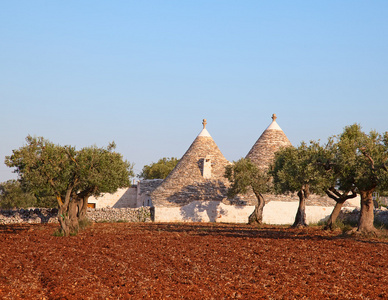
[271,124,388,197]
[75,146,133,196]
[0,180,38,209]
[139,157,179,179]
[334,124,388,192]
[5,136,133,205]
[224,158,270,198]
[271,141,331,196]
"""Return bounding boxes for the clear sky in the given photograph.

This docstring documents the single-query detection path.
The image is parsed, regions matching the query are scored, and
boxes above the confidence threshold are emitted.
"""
[1,1,387,182]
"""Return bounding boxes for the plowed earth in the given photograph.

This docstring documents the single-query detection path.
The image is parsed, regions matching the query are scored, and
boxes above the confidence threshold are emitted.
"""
[0,222,388,300]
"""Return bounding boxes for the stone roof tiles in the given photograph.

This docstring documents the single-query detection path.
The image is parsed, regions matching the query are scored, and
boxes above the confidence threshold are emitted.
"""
[151,115,293,207]
[246,114,292,170]
[151,119,231,207]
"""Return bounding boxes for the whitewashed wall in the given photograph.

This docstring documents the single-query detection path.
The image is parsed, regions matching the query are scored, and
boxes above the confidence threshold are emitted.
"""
[154,200,359,225]
[88,188,137,209]
[154,201,255,223]
[262,202,335,225]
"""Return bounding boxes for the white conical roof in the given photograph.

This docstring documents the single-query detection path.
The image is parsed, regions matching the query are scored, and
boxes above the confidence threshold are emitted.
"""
[198,128,211,137]
[265,118,283,131]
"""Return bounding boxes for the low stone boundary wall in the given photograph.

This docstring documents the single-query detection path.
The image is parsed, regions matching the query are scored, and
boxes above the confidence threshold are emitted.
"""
[0,208,59,224]
[0,207,153,224]
[339,208,388,226]
[87,207,153,223]
[1,206,387,226]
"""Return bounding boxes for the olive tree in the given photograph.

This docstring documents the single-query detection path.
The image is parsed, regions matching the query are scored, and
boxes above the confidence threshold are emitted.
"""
[5,136,133,236]
[139,157,179,179]
[225,158,271,225]
[323,188,357,230]
[272,125,388,233]
[330,124,388,234]
[0,180,38,209]
[271,142,330,227]
[308,138,358,230]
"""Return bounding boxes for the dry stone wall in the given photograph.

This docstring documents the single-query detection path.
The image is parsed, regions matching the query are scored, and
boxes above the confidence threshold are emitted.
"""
[0,207,153,224]
[2,207,388,226]
[87,207,152,222]
[339,207,388,225]
[0,208,58,224]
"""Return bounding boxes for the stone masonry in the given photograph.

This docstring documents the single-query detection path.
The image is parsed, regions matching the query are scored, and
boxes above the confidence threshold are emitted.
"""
[246,114,292,170]
[0,207,153,224]
[151,120,232,207]
[137,179,163,206]
[150,117,337,209]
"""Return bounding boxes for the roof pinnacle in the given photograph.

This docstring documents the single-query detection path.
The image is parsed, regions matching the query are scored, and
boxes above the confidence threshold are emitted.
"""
[272,114,277,122]
[202,119,207,129]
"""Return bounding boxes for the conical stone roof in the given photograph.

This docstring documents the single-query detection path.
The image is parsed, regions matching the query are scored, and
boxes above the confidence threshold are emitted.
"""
[246,114,292,170]
[151,119,231,207]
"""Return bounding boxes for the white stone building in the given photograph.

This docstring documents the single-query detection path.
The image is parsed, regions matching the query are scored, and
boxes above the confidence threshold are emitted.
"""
[88,115,359,224]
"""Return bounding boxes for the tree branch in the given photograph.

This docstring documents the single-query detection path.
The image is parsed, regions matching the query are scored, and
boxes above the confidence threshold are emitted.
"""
[325,187,357,203]
[382,157,388,172]
[344,189,357,200]
[360,148,375,169]
[329,187,341,197]
[325,189,338,201]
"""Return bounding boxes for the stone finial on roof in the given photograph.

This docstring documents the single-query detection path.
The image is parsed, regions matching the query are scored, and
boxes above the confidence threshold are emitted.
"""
[272,114,277,121]
[202,119,207,129]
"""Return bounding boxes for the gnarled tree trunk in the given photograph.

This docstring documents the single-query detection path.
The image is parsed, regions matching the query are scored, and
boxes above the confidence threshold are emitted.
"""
[58,199,83,236]
[78,195,90,222]
[358,189,377,234]
[325,201,345,230]
[324,188,357,230]
[58,187,73,236]
[248,191,265,225]
[292,185,309,228]
[77,188,95,223]
[57,184,89,236]
[68,200,81,234]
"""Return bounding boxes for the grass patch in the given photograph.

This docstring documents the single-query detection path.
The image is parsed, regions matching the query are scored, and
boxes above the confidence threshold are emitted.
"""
[79,218,92,230]
[334,219,358,233]
[116,219,129,223]
[374,219,388,230]
[52,228,64,237]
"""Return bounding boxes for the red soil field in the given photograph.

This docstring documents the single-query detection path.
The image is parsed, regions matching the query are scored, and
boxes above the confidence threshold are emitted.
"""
[0,222,387,299]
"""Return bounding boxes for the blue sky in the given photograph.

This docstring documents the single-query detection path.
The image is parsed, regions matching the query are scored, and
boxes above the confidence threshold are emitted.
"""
[1,1,387,181]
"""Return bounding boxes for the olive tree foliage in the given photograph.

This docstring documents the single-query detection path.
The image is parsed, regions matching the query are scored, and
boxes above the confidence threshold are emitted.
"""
[5,136,133,236]
[225,158,271,225]
[0,179,57,209]
[329,124,388,234]
[272,124,388,233]
[304,138,358,230]
[0,180,38,209]
[271,142,331,228]
[139,157,179,179]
